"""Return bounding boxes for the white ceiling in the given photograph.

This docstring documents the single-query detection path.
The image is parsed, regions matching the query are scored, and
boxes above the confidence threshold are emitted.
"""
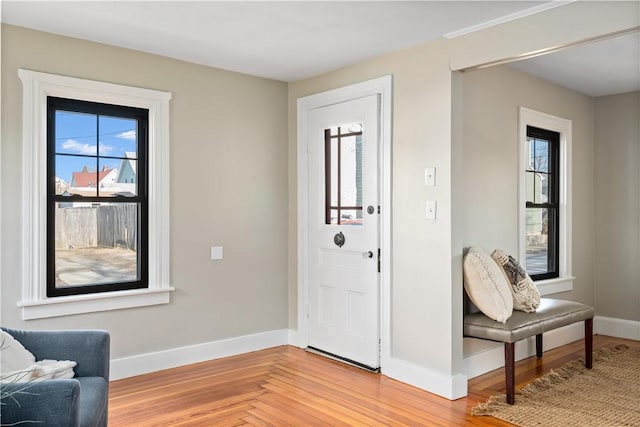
[509,31,640,97]
[1,0,548,81]
[2,1,638,96]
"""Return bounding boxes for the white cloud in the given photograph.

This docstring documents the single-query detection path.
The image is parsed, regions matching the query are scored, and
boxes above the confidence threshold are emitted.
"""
[62,139,113,155]
[116,130,136,140]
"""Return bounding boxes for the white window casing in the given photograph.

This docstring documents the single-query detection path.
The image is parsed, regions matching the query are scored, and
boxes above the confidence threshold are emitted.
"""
[18,69,173,320]
[518,107,574,295]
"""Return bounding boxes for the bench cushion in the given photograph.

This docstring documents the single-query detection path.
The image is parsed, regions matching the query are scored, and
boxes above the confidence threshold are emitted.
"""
[464,298,594,343]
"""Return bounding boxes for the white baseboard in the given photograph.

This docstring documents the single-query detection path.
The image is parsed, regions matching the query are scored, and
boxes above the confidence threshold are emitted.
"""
[111,319,636,397]
[110,328,467,400]
[595,316,640,341]
[287,328,305,348]
[383,356,468,400]
[463,321,586,379]
[110,329,289,380]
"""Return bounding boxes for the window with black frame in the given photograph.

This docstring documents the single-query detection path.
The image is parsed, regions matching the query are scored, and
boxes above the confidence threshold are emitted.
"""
[47,97,149,297]
[324,123,364,226]
[525,125,560,280]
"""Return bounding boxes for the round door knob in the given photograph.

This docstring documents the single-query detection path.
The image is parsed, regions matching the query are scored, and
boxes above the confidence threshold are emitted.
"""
[363,251,374,258]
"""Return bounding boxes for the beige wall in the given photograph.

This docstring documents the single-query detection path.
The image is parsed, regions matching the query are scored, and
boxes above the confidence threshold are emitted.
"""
[1,25,289,358]
[461,68,640,322]
[594,91,640,321]
[461,65,596,306]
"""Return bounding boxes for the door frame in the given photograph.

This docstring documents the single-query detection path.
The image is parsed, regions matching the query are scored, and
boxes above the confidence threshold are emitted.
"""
[296,75,392,370]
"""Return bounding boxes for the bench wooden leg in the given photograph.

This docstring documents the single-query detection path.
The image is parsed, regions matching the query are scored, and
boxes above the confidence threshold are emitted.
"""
[585,318,593,369]
[505,342,515,404]
[536,333,543,358]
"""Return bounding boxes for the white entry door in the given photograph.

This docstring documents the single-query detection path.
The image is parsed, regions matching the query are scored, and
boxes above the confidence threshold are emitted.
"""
[307,95,380,369]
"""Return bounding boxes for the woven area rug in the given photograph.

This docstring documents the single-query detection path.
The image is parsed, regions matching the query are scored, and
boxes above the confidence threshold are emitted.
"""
[472,345,640,426]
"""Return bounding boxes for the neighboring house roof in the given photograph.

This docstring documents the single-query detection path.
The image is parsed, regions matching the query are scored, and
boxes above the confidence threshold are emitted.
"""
[125,151,137,171]
[117,152,137,183]
[55,176,68,195]
[70,165,115,187]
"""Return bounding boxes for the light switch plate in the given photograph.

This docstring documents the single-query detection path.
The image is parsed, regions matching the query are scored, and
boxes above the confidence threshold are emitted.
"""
[425,167,436,186]
[425,200,437,220]
[210,246,224,260]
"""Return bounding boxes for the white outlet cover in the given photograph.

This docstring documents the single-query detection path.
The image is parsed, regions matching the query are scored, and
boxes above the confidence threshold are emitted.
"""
[425,200,437,220]
[425,167,436,186]
[211,246,224,260]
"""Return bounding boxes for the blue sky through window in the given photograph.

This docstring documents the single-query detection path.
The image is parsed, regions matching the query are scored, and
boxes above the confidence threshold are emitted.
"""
[55,111,137,184]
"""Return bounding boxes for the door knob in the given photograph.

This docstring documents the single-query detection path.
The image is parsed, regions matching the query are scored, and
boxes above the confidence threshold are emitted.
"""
[363,251,374,258]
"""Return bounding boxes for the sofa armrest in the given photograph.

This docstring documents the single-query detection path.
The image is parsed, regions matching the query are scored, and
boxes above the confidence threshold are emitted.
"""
[1,379,80,427]
[2,328,110,380]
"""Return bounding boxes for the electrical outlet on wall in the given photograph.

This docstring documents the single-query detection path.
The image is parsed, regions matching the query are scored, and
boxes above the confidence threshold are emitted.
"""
[425,200,437,220]
[425,167,436,186]
[210,246,223,260]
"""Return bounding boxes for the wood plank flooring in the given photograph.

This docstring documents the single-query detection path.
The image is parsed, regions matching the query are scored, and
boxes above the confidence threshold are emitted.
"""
[109,335,639,426]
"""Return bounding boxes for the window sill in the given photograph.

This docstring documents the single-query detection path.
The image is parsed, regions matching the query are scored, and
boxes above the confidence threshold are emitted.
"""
[535,276,574,296]
[18,287,175,320]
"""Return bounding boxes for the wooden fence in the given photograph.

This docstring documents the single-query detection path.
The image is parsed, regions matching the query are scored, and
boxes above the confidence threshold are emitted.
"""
[55,205,137,250]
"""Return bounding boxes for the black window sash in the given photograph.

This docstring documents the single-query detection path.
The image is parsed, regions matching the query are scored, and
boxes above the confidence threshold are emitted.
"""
[46,97,149,297]
[526,125,560,280]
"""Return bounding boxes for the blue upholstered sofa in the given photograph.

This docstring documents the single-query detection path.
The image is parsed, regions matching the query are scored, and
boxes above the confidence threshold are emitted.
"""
[1,328,110,427]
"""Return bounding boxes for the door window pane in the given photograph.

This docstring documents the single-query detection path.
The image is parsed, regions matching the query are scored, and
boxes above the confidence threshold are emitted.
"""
[325,123,363,226]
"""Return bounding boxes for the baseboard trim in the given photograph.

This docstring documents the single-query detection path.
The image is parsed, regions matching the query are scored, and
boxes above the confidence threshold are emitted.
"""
[595,316,640,340]
[111,319,637,395]
[383,356,468,400]
[463,321,585,379]
[112,328,468,400]
[110,329,289,380]
[287,328,305,348]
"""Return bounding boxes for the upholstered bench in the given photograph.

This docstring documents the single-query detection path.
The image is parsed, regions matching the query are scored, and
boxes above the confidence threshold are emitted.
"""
[464,298,594,404]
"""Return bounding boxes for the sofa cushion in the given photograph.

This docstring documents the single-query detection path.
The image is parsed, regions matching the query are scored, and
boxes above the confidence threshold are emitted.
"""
[463,247,513,323]
[492,249,541,312]
[0,379,80,427]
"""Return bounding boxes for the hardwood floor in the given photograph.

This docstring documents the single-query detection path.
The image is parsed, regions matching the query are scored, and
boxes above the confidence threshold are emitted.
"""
[109,335,639,426]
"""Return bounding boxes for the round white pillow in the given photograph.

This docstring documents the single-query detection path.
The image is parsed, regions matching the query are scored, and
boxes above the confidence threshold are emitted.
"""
[463,247,513,323]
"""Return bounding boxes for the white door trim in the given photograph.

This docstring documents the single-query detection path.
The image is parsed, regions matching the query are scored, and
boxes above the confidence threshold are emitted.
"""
[295,75,392,369]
